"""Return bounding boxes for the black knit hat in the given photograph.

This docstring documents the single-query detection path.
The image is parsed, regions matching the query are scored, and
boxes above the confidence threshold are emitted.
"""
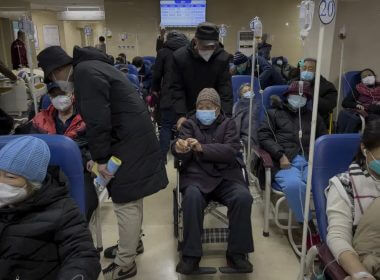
[195,22,219,42]
[37,46,72,82]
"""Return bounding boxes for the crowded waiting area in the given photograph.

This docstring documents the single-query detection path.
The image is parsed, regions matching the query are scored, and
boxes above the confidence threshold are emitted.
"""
[0,0,379,279]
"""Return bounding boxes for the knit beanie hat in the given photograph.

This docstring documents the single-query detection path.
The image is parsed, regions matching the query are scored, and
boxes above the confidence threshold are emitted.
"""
[196,88,221,108]
[286,81,313,99]
[37,46,72,83]
[195,22,219,42]
[0,136,51,183]
[233,52,248,66]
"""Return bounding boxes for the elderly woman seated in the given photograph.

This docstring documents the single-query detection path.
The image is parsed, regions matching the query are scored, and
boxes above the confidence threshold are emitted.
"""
[326,117,380,279]
[0,136,101,279]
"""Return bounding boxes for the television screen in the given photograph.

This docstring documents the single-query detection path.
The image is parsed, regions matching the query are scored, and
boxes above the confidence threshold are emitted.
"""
[160,0,206,27]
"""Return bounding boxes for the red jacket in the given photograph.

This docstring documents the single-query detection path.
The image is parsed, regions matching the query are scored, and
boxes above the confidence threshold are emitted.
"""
[11,39,28,70]
[32,105,86,140]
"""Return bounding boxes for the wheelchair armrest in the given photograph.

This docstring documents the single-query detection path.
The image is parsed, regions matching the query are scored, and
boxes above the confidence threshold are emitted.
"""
[318,243,348,279]
[252,145,274,169]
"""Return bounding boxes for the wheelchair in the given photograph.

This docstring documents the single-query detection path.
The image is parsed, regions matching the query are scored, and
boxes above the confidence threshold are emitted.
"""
[172,155,251,274]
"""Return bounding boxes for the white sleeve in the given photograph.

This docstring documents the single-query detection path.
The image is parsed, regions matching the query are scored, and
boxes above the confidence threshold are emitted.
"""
[326,184,357,262]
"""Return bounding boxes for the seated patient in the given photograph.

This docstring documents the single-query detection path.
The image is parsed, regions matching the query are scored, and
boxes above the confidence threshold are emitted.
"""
[258,81,327,224]
[337,69,380,133]
[233,83,258,147]
[326,118,380,280]
[30,82,97,221]
[172,88,254,274]
[0,136,101,279]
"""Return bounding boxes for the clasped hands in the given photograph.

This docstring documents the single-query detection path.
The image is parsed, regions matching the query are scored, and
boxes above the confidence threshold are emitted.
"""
[175,138,202,154]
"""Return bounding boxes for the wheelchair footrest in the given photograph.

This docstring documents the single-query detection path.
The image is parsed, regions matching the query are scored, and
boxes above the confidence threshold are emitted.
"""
[201,228,229,244]
[219,266,253,274]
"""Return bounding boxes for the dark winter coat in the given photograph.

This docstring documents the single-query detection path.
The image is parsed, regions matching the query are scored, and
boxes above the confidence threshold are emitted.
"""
[172,114,246,193]
[0,176,101,280]
[138,61,153,90]
[258,42,272,61]
[254,56,285,89]
[290,75,338,124]
[258,96,327,172]
[72,46,168,203]
[151,34,189,109]
[170,40,233,116]
[342,84,380,115]
[233,97,259,147]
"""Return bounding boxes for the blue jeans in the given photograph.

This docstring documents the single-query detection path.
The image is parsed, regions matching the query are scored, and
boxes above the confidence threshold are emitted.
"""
[159,108,176,162]
[274,155,310,223]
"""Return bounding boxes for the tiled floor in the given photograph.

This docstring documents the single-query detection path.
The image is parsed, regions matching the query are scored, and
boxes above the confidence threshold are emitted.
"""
[97,158,300,280]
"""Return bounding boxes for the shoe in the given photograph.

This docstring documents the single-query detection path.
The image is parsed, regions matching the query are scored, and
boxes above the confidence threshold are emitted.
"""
[102,262,137,280]
[104,240,144,259]
[226,253,253,272]
[176,256,201,275]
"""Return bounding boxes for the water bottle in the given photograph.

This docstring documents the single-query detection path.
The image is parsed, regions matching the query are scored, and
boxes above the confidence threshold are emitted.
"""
[93,156,122,193]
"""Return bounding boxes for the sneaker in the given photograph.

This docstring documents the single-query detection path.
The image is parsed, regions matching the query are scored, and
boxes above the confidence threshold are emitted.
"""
[176,256,201,275]
[226,253,253,272]
[102,262,137,280]
[104,240,144,259]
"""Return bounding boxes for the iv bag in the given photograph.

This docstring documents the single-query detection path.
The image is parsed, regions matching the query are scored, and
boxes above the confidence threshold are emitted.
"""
[252,17,262,39]
[299,0,315,40]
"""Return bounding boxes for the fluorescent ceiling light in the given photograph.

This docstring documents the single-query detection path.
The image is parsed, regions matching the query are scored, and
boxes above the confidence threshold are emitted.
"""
[57,10,105,21]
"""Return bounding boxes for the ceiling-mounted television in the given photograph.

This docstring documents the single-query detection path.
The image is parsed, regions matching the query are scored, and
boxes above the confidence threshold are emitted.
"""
[160,0,206,27]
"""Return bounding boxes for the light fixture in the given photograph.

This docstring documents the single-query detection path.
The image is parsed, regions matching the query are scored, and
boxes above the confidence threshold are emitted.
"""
[57,7,104,21]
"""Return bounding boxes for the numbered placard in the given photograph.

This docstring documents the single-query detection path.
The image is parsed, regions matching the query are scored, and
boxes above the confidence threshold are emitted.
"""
[319,0,336,25]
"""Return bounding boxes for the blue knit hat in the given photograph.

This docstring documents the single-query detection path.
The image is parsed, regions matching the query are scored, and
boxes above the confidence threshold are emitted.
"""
[0,136,50,183]
[233,52,248,66]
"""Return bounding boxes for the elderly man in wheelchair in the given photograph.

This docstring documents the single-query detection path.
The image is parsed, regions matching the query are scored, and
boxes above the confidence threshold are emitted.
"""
[172,88,254,275]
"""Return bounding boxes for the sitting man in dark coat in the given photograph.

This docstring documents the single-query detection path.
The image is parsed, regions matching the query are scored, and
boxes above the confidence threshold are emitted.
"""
[172,88,254,275]
[0,136,100,280]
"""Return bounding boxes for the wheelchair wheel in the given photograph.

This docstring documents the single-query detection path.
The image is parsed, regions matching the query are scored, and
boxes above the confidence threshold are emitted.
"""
[173,189,179,238]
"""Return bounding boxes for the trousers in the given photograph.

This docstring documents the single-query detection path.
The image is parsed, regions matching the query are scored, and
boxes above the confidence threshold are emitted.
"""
[181,180,254,257]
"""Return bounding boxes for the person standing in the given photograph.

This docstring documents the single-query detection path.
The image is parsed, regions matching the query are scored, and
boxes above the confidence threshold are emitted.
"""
[151,31,189,162]
[156,26,166,53]
[37,46,168,280]
[11,30,28,70]
[170,22,233,128]
[95,36,107,53]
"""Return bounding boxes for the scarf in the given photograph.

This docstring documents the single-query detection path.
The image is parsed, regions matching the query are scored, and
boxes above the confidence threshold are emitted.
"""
[356,82,380,110]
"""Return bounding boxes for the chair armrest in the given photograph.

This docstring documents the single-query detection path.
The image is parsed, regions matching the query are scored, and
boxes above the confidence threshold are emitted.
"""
[252,145,274,169]
[318,243,348,280]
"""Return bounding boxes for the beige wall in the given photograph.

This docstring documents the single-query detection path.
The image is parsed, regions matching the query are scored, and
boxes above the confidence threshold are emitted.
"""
[31,10,105,56]
[31,10,66,54]
[104,0,303,64]
[329,0,380,84]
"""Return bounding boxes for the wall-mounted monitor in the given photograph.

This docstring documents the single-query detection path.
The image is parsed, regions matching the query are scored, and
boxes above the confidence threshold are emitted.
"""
[160,0,206,27]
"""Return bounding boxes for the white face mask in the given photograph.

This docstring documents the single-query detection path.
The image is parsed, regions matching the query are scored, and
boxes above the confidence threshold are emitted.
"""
[198,50,214,62]
[51,95,73,111]
[53,67,74,94]
[277,60,283,66]
[0,183,28,208]
[362,76,376,86]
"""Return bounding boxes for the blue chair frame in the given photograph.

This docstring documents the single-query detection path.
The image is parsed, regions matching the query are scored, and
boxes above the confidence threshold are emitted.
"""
[258,85,288,123]
[342,71,360,99]
[0,135,86,213]
[231,75,260,104]
[127,64,139,76]
[143,56,156,65]
[312,134,361,242]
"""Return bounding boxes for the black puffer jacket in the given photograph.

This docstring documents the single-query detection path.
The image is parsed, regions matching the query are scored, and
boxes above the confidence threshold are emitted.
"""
[258,96,327,170]
[72,47,168,203]
[170,40,233,116]
[172,114,245,193]
[151,33,189,109]
[0,176,100,280]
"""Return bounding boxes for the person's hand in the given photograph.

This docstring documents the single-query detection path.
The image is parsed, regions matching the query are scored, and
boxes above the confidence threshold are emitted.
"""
[175,139,191,154]
[280,155,291,169]
[86,160,95,173]
[177,117,187,130]
[160,28,166,38]
[151,90,159,97]
[356,104,365,111]
[187,138,202,152]
[97,163,114,181]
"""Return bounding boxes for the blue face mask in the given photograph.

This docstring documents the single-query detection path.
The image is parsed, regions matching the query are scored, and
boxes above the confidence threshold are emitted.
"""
[243,91,253,99]
[301,71,315,81]
[287,95,307,109]
[196,110,217,126]
[368,151,380,176]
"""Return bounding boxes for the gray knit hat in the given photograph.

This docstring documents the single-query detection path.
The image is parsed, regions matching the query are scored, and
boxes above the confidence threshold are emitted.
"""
[196,88,221,108]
